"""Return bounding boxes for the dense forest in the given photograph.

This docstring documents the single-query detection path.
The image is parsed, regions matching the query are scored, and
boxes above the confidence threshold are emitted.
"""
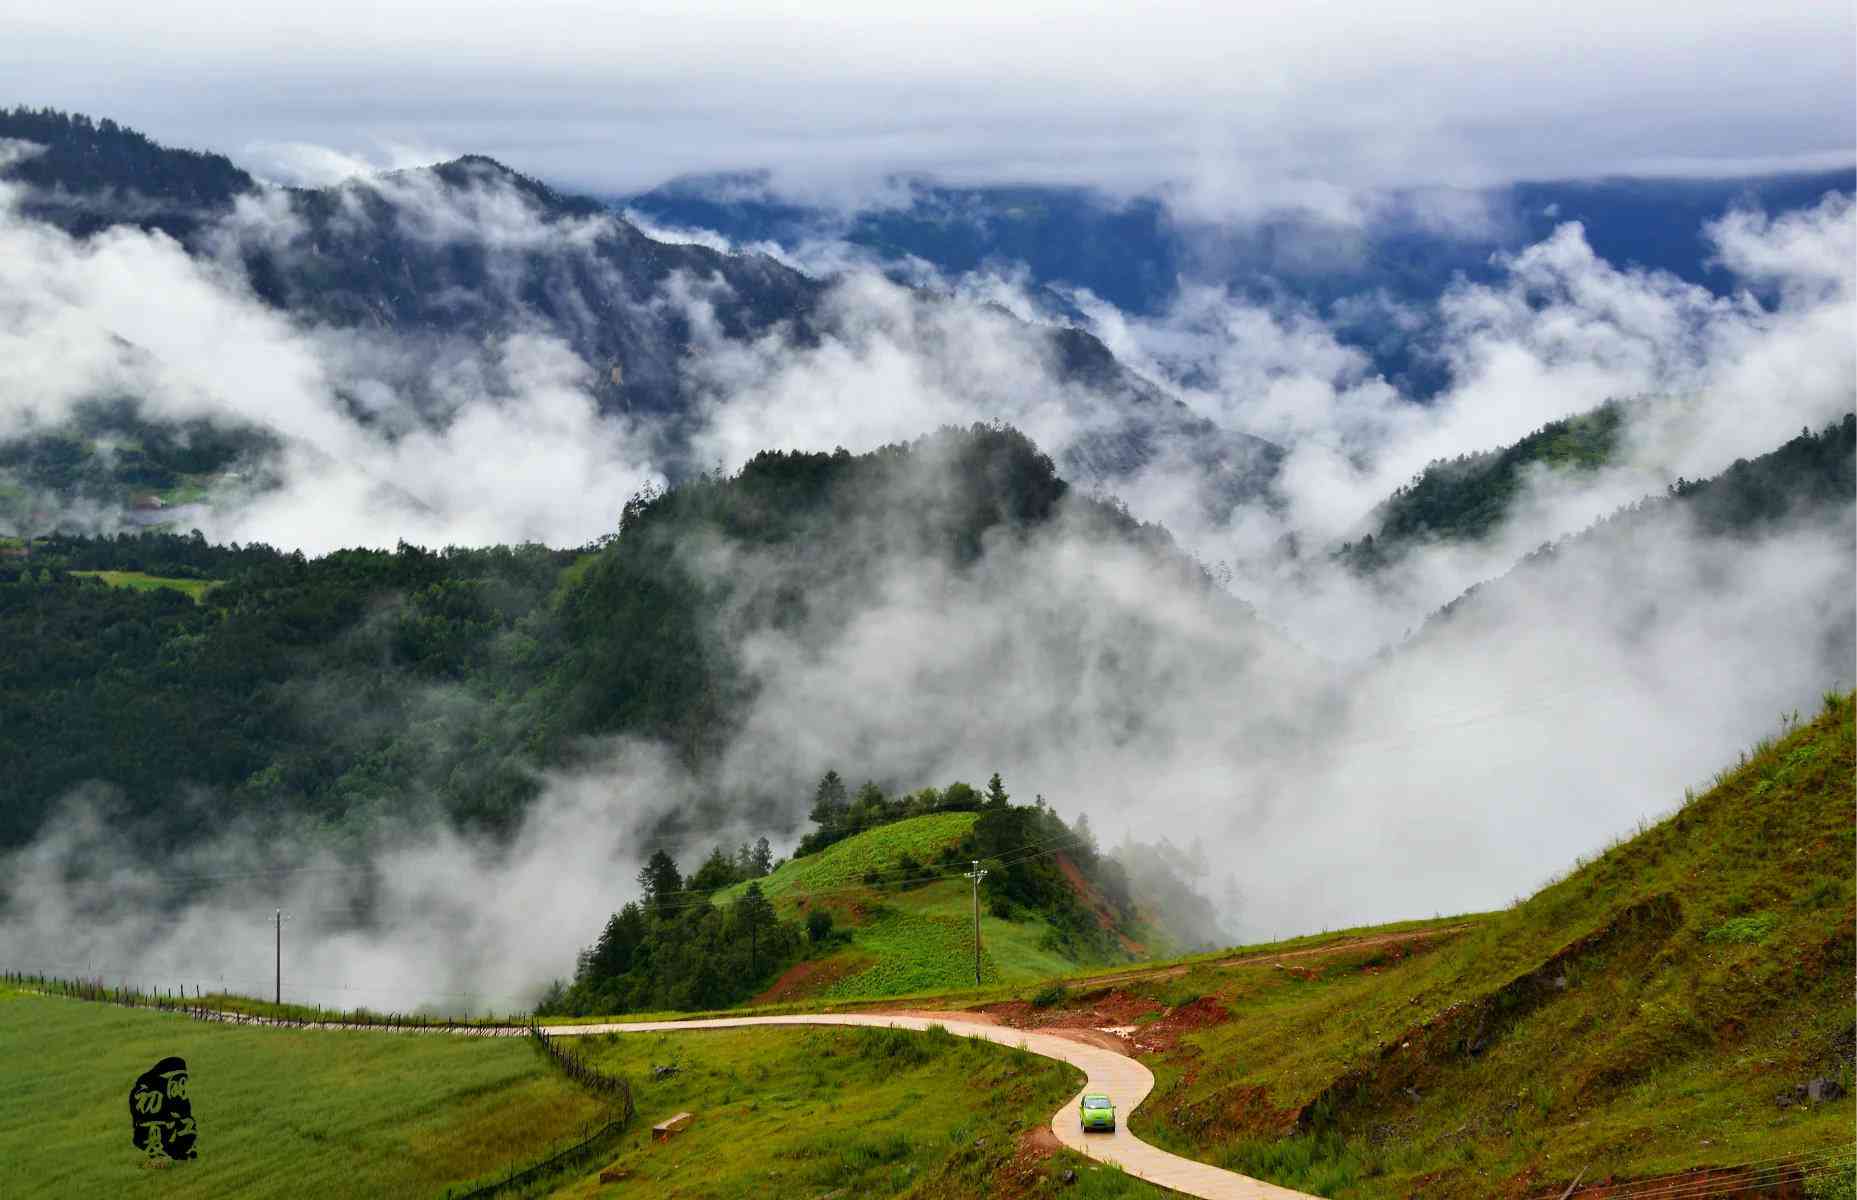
[2,415,1847,858]
[1424,414,1856,632]
[0,106,254,240]
[0,424,1207,854]
[1335,399,1632,572]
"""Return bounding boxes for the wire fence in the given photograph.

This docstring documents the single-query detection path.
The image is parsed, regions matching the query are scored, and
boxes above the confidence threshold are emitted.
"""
[428,1024,643,1199]
[440,1114,630,1200]
[7,968,642,1197]
[528,1023,636,1118]
[2,970,529,1035]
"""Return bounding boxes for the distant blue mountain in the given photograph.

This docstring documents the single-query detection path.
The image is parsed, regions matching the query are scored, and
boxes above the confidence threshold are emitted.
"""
[622,169,1856,396]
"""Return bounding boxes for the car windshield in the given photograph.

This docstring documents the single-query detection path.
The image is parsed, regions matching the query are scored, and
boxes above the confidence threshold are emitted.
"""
[1083,1096,1112,1109]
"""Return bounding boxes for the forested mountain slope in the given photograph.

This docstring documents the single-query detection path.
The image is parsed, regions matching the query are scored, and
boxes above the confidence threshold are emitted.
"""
[1335,399,1633,573]
[0,107,1284,514]
[548,786,1177,1015]
[0,425,1274,854]
[1421,413,1856,638]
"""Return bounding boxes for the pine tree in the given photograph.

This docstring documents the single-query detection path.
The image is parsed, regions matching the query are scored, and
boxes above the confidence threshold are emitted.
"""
[984,772,1010,809]
[636,850,683,918]
[737,882,775,975]
[809,770,848,831]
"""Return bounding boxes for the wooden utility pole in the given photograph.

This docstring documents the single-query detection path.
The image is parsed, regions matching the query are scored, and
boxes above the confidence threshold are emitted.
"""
[966,861,989,985]
[272,909,292,1006]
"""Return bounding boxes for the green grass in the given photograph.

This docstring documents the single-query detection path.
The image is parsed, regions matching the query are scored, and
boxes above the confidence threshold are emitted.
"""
[819,907,1003,997]
[0,987,608,1199]
[716,812,981,905]
[71,570,220,603]
[549,551,601,610]
[155,476,217,507]
[542,1023,1168,1199]
[704,812,1149,1003]
[1113,694,1857,1199]
[907,879,1090,981]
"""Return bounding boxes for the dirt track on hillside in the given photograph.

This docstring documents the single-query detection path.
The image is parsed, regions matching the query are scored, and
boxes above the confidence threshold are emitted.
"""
[1054,923,1473,992]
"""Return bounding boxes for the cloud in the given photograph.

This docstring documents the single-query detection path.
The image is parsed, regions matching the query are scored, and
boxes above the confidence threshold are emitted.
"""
[1052,193,1855,656]
[240,139,457,187]
[0,743,709,1012]
[0,164,664,553]
[3,1,1848,209]
[0,153,1850,1012]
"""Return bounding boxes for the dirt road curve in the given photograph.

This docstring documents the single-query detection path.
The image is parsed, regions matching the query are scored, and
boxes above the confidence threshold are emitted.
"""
[544,1013,1316,1200]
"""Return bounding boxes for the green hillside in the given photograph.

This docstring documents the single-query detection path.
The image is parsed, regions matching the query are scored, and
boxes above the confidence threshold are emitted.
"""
[1336,399,1631,572]
[553,798,1166,1017]
[1423,413,1857,637]
[987,694,1855,1198]
[547,1024,1160,1199]
[0,986,608,1198]
[0,424,1248,854]
[715,811,982,903]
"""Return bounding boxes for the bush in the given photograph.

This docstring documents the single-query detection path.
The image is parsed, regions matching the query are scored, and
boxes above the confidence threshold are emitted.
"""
[807,909,834,944]
[1703,912,1780,944]
[1031,982,1069,1009]
[988,894,1013,920]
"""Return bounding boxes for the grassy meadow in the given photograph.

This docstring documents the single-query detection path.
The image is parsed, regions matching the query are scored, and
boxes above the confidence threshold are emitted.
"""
[544,1023,1167,1199]
[70,569,221,602]
[0,987,608,1199]
[705,810,1149,1002]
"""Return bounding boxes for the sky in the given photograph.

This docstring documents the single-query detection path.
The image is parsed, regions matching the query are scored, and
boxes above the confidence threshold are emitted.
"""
[4,0,1853,207]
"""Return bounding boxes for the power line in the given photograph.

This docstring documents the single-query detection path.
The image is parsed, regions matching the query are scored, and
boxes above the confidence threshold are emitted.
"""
[4,959,500,1001]
[1524,1148,1855,1200]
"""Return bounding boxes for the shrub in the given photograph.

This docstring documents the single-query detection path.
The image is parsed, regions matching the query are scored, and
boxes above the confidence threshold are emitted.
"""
[1703,912,1780,944]
[807,909,834,944]
[1031,982,1069,1009]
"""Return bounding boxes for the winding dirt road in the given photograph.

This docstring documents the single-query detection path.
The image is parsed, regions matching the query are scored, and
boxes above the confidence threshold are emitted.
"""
[544,1013,1315,1199]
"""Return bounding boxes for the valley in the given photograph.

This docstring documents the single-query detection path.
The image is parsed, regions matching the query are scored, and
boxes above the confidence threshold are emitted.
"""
[0,28,1851,1196]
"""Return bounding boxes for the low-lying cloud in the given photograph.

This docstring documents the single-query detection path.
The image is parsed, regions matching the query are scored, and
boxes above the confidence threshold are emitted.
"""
[0,158,1851,1011]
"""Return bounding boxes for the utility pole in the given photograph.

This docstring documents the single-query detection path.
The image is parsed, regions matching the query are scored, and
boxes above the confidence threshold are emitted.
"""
[272,909,292,1006]
[966,861,988,986]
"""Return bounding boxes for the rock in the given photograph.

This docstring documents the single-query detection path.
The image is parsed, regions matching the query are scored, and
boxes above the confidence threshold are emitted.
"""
[1061,1168,1077,1184]
[973,1137,987,1148]
[651,1064,679,1081]
[1808,1077,1846,1103]
[1403,1087,1422,1103]
[599,1166,631,1183]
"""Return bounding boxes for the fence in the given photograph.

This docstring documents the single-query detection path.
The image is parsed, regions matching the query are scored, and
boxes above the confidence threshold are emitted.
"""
[441,1113,630,1200]
[429,1025,638,1198]
[7,968,639,1195]
[528,1022,637,1117]
[2,970,526,1034]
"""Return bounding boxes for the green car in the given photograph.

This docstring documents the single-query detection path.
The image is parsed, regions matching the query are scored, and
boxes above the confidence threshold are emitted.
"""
[1079,1092,1115,1132]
